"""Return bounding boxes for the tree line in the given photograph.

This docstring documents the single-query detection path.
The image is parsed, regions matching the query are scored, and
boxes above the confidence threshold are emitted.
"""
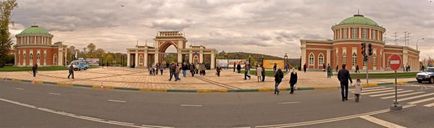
[67,43,127,66]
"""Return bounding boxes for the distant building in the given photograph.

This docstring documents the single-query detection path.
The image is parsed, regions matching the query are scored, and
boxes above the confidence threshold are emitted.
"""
[14,25,67,67]
[301,14,420,71]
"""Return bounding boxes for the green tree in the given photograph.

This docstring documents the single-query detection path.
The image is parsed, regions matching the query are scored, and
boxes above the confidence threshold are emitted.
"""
[0,0,17,67]
[86,43,96,57]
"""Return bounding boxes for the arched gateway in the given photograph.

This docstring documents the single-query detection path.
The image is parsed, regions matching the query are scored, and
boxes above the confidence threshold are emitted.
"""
[126,31,216,69]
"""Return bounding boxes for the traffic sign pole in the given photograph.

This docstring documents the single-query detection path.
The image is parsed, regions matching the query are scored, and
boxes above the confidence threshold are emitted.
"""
[390,55,402,111]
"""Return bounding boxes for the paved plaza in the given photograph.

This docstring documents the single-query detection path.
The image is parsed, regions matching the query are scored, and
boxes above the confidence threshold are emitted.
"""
[0,67,416,92]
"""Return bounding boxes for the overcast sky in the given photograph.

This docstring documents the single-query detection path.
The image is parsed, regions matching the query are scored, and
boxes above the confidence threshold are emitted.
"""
[9,0,434,59]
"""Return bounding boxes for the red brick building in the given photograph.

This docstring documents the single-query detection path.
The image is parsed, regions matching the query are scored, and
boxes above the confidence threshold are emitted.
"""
[301,14,420,71]
[14,26,67,67]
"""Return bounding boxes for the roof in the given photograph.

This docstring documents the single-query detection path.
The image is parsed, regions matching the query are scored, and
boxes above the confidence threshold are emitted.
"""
[338,14,379,26]
[16,25,52,36]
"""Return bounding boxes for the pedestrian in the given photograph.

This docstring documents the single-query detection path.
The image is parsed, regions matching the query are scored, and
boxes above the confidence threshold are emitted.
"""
[182,63,188,77]
[190,63,195,77]
[244,63,251,80]
[338,64,353,102]
[274,69,284,95]
[195,63,200,74]
[354,78,362,103]
[289,68,298,94]
[273,63,277,74]
[169,63,176,81]
[175,63,181,81]
[303,64,307,72]
[256,64,262,82]
[159,64,164,75]
[233,63,236,72]
[68,64,74,79]
[236,63,241,73]
[216,66,222,77]
[335,65,339,72]
[327,64,332,78]
[323,63,326,72]
[32,63,38,77]
[155,64,159,75]
[355,65,359,73]
[261,64,266,82]
[285,63,289,73]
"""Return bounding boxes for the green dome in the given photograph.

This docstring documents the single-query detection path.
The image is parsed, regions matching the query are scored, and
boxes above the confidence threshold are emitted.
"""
[17,25,51,36]
[338,14,379,26]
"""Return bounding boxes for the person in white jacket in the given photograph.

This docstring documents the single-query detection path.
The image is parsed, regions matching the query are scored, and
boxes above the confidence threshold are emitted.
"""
[354,79,362,102]
[256,64,263,82]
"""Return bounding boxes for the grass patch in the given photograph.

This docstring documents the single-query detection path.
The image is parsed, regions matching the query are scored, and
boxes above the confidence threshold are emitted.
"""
[0,66,67,72]
[350,72,417,79]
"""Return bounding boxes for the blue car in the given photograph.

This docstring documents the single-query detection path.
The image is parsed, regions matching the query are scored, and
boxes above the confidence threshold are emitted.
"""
[69,60,90,71]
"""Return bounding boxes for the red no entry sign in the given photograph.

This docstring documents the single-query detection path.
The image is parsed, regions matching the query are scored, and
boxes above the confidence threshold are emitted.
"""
[389,55,401,71]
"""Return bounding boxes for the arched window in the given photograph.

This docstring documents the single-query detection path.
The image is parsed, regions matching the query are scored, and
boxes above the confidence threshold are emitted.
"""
[373,53,377,66]
[30,53,33,60]
[309,53,315,65]
[318,54,324,66]
[342,52,347,64]
[352,53,357,66]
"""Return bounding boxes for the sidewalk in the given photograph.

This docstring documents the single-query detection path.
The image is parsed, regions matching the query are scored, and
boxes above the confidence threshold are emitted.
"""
[0,67,417,93]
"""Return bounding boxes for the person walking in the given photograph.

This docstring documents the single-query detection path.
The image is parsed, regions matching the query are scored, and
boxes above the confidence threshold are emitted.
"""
[289,68,298,94]
[338,64,353,102]
[354,78,362,103]
[273,63,277,74]
[327,64,332,78]
[355,65,359,73]
[182,63,188,77]
[244,64,251,80]
[169,63,176,81]
[233,63,236,72]
[303,64,307,73]
[159,64,164,75]
[256,64,262,82]
[68,64,74,79]
[261,64,266,82]
[175,63,181,81]
[216,66,222,77]
[274,69,284,95]
[190,63,195,77]
[32,63,38,77]
[236,63,241,73]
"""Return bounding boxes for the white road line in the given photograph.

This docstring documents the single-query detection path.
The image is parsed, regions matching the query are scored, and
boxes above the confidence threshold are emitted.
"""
[107,99,127,103]
[362,89,403,95]
[15,88,24,90]
[424,103,434,107]
[398,93,434,102]
[180,104,203,107]
[408,97,434,105]
[0,98,171,128]
[360,115,406,128]
[369,90,414,97]
[48,93,61,96]
[361,88,392,92]
[278,101,300,105]
[381,92,425,99]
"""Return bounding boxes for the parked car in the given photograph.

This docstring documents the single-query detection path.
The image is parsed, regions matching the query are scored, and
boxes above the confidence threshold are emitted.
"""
[69,60,90,71]
[416,67,434,83]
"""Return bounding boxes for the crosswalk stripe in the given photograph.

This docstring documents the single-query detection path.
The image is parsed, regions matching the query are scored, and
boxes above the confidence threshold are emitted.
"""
[408,97,434,105]
[359,88,391,92]
[359,115,406,128]
[362,86,388,91]
[369,90,414,97]
[381,92,425,99]
[424,103,434,107]
[398,93,434,102]
[362,89,403,95]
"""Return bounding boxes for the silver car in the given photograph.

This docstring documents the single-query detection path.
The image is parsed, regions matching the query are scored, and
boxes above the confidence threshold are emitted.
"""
[416,67,434,83]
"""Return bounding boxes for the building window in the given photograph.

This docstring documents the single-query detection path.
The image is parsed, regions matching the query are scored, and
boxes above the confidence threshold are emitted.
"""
[30,53,33,60]
[318,54,324,66]
[53,54,57,65]
[373,53,377,66]
[342,29,348,39]
[351,28,358,39]
[342,52,347,64]
[362,28,368,39]
[139,55,143,65]
[352,53,357,66]
[309,53,315,65]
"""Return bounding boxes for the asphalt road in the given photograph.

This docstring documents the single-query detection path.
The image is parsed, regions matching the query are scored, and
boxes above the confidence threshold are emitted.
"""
[0,80,433,128]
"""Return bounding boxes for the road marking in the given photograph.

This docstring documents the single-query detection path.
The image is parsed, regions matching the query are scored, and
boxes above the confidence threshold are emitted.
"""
[278,101,300,105]
[180,104,203,107]
[381,92,425,99]
[107,99,127,103]
[408,97,434,105]
[362,89,403,95]
[369,90,414,97]
[360,115,406,128]
[15,88,24,90]
[424,103,434,107]
[361,88,392,92]
[0,98,171,128]
[398,93,434,102]
[49,93,61,96]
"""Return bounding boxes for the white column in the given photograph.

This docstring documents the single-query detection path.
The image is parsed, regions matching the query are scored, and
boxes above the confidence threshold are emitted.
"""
[211,51,215,69]
[126,51,130,67]
[154,51,159,65]
[326,49,331,65]
[177,50,182,63]
[135,50,138,68]
[189,51,193,63]
[403,48,409,69]
[43,50,47,66]
[58,47,63,66]
[144,50,148,68]
[199,50,204,63]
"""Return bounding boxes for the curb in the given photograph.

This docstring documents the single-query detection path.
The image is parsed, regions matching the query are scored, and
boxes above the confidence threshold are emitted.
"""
[0,78,417,93]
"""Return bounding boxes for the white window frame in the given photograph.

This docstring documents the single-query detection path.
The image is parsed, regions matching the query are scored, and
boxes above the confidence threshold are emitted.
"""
[309,53,315,66]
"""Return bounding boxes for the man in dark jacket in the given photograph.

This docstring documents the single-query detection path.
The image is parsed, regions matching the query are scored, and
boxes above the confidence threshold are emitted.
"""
[337,64,352,101]
[355,65,360,73]
[289,68,298,94]
[169,63,176,81]
[261,64,266,82]
[68,64,74,79]
[32,63,38,77]
[274,69,284,95]
[236,63,241,73]
[190,64,195,77]
[233,63,236,72]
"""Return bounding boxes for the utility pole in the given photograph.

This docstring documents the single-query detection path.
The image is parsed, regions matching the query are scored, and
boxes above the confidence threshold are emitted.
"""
[394,32,398,45]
